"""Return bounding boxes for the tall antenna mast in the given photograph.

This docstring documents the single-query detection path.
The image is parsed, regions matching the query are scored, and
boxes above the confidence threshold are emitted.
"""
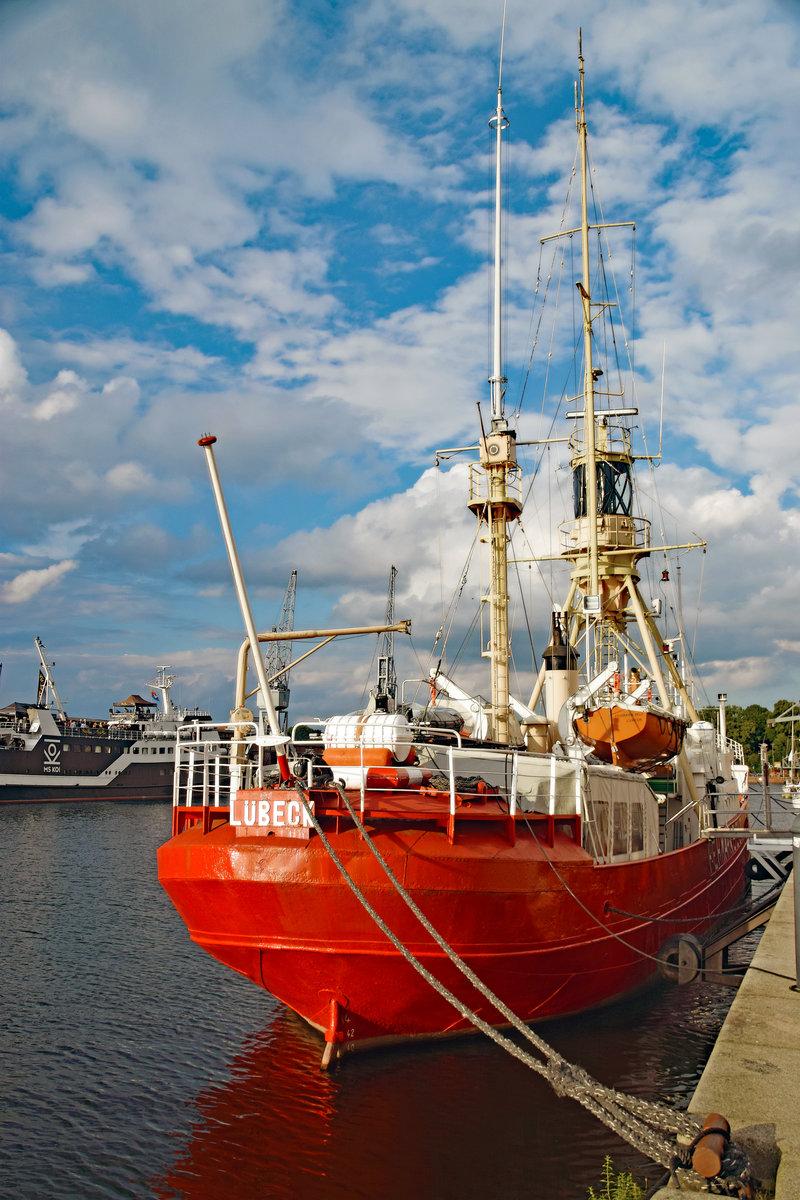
[468,0,522,744]
[577,28,601,607]
[489,0,509,426]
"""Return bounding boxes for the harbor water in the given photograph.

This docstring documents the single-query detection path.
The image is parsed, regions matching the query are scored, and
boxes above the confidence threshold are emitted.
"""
[0,793,786,1200]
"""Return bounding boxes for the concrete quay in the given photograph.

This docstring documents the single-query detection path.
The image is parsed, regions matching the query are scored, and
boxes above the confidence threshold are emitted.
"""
[650,874,800,1198]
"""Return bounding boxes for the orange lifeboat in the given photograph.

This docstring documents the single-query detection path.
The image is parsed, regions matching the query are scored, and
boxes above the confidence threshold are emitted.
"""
[576,702,687,770]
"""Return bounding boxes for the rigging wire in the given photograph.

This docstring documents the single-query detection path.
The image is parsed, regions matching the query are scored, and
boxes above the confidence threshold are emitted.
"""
[508,528,538,679]
[513,142,579,423]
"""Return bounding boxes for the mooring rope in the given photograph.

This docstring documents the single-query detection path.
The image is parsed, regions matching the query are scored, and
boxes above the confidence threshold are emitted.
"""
[294,781,704,1171]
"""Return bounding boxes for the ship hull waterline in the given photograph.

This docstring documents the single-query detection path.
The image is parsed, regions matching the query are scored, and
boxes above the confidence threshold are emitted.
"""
[157,799,748,1056]
[0,776,173,803]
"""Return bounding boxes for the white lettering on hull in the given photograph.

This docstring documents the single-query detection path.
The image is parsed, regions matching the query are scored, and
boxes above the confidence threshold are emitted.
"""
[230,790,313,839]
[43,741,61,773]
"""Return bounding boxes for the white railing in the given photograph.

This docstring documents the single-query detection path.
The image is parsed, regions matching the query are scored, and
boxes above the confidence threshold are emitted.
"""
[173,721,258,808]
[717,733,745,765]
[173,717,587,825]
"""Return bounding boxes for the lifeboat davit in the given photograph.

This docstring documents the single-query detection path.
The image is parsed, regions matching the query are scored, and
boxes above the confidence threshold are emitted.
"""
[576,702,688,770]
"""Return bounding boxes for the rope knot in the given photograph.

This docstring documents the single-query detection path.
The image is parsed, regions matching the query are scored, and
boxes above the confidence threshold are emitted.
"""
[548,1058,574,1098]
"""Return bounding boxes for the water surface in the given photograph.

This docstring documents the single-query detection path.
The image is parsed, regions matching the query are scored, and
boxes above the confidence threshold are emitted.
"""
[0,796,776,1199]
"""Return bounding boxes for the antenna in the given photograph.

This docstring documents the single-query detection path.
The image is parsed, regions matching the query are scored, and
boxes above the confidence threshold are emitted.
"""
[498,0,508,90]
[659,343,666,458]
[488,0,510,427]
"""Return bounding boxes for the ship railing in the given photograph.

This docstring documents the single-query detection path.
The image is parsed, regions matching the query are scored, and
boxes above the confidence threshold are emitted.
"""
[558,513,651,556]
[171,716,585,828]
[289,719,470,819]
[173,720,260,809]
[55,720,143,741]
[467,462,523,510]
[288,721,584,849]
[699,805,750,835]
[289,720,584,826]
[717,734,745,765]
[673,791,749,837]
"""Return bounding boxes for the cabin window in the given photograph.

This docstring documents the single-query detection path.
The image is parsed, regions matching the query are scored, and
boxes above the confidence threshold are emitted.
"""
[586,792,648,861]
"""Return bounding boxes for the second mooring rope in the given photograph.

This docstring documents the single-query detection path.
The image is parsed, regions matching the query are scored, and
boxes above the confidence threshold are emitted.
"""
[294,782,702,1172]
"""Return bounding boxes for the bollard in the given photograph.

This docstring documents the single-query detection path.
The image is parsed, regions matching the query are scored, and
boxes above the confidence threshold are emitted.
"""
[692,1113,730,1178]
[793,814,800,992]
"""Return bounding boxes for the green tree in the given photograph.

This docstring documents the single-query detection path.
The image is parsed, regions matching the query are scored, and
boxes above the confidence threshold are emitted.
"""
[698,698,799,770]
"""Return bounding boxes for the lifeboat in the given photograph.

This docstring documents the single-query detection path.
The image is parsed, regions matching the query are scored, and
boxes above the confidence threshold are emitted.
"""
[576,701,688,770]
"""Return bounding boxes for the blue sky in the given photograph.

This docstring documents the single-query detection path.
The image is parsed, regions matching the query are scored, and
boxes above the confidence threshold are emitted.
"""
[0,0,799,722]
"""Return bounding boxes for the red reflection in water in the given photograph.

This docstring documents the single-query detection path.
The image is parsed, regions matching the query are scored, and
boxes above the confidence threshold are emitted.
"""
[148,1006,641,1200]
[149,967,748,1200]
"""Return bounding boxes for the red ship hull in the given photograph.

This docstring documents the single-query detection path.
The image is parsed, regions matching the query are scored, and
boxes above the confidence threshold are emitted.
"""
[157,787,748,1056]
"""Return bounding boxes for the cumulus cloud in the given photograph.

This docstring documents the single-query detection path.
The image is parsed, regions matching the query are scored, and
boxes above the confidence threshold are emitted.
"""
[1,559,77,604]
[105,462,157,493]
[0,328,28,397]
[0,0,797,714]
[33,369,89,420]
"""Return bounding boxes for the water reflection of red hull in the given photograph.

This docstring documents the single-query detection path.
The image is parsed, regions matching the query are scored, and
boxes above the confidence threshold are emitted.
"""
[157,788,747,1059]
[149,997,708,1200]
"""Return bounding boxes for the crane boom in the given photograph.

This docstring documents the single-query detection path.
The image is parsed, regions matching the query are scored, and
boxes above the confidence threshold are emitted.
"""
[264,571,297,731]
[374,566,398,709]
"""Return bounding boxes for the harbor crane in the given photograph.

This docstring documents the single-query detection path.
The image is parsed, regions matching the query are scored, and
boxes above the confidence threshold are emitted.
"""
[373,565,398,711]
[264,570,297,731]
[34,636,67,720]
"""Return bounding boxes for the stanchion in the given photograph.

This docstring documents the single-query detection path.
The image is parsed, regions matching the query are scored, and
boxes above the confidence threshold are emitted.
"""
[761,742,771,831]
[792,814,800,993]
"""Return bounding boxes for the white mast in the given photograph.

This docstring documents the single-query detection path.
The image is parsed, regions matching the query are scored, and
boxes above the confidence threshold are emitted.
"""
[468,7,521,745]
[147,665,177,718]
[489,46,507,424]
[576,33,601,612]
[198,435,291,782]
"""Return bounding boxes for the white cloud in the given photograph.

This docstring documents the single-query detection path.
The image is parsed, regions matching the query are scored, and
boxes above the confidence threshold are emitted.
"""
[30,260,95,288]
[695,656,776,696]
[105,462,157,493]
[21,521,93,560]
[33,370,89,420]
[0,0,797,715]
[1,559,77,604]
[0,328,28,397]
[52,340,218,384]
